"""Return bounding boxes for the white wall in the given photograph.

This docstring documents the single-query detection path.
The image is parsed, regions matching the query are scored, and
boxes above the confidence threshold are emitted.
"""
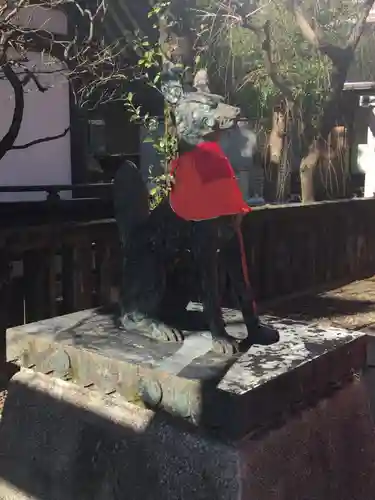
[0,7,71,202]
[354,103,375,198]
[10,5,67,35]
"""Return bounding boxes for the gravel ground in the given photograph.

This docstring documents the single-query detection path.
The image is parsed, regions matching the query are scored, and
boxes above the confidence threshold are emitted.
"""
[0,364,19,417]
[0,390,7,416]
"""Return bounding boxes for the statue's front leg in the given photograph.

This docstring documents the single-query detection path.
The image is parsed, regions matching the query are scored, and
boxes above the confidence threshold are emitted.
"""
[221,230,279,350]
[191,220,240,355]
[119,236,184,343]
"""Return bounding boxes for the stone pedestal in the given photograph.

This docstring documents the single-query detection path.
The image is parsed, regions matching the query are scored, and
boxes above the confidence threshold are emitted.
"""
[1,307,374,499]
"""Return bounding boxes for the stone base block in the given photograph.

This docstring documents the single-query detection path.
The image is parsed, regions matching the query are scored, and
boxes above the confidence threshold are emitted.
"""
[6,307,368,439]
[0,370,374,500]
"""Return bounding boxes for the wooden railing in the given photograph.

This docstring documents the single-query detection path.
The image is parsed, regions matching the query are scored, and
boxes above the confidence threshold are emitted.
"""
[0,183,113,199]
[242,198,375,300]
[2,220,120,328]
[1,198,375,332]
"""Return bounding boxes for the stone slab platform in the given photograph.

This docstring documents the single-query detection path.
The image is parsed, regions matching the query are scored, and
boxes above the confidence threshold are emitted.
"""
[7,305,367,439]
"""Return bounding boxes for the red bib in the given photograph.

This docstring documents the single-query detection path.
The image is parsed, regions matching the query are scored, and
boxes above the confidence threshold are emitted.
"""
[169,141,251,221]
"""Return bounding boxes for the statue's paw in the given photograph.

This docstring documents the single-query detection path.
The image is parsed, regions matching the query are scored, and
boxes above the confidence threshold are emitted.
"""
[212,336,240,356]
[119,313,184,343]
[151,321,184,343]
[238,336,252,353]
[252,323,280,345]
[240,323,280,352]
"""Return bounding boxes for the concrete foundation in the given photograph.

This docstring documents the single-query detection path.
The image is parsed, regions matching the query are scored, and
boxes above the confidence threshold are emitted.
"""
[0,370,374,499]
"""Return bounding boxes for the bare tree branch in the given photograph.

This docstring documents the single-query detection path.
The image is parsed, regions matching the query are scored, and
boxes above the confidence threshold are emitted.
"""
[287,0,375,64]
[231,2,295,101]
[11,127,70,149]
[0,63,24,161]
[287,1,344,63]
[21,68,48,92]
[347,0,375,50]
[4,0,27,22]
[261,21,294,102]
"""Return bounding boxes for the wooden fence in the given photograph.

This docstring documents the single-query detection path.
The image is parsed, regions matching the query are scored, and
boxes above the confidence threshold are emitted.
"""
[1,198,375,333]
[242,198,375,300]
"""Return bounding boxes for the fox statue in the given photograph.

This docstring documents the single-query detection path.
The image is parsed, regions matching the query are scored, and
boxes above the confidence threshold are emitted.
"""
[113,65,279,355]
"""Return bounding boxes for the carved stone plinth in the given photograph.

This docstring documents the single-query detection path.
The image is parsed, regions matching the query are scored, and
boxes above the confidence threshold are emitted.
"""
[6,304,367,439]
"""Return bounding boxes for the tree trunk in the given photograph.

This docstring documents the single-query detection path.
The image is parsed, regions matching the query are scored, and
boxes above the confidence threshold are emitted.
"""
[0,63,24,161]
[300,70,345,203]
[314,126,349,200]
[300,147,320,203]
[276,134,291,202]
[264,106,287,202]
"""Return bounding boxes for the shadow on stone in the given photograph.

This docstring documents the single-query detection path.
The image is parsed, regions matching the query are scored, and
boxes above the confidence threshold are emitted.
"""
[0,370,240,500]
[265,294,375,326]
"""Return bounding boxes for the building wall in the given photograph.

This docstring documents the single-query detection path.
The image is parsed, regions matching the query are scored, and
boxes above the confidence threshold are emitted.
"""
[352,102,375,197]
[0,7,71,202]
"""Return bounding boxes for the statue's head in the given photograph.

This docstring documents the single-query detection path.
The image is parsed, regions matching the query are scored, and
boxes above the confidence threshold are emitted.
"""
[161,65,240,146]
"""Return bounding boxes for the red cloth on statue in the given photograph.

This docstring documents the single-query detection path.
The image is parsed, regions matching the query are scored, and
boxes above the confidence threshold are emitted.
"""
[169,141,251,221]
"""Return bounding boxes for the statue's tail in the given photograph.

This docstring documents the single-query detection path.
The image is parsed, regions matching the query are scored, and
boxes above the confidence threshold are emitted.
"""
[113,161,150,246]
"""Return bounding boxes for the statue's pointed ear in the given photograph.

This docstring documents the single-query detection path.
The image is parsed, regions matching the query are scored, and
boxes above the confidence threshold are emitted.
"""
[193,69,211,93]
[160,63,184,105]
